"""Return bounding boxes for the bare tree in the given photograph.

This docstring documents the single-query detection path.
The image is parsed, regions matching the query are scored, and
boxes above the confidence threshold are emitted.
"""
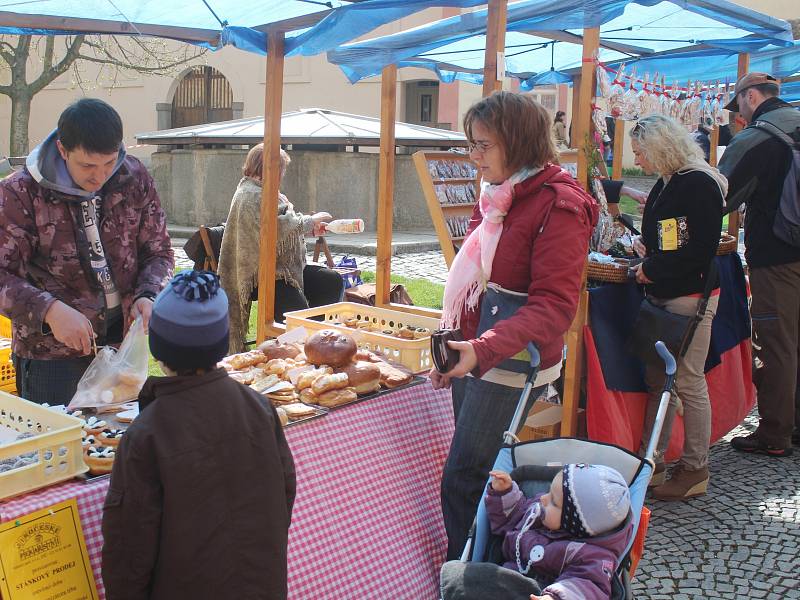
[0,35,205,155]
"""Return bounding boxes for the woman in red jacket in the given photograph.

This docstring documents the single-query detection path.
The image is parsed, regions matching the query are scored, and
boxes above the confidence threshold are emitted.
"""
[430,91,598,559]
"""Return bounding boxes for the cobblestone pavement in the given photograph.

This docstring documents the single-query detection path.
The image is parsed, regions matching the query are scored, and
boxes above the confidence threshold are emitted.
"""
[633,412,800,599]
[176,243,799,598]
[175,245,451,283]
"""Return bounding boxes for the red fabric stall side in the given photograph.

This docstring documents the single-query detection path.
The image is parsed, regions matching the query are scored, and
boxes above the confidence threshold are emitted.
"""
[584,327,755,462]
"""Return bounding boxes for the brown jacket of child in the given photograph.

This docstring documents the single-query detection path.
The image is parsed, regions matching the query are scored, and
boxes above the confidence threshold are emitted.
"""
[101,368,296,600]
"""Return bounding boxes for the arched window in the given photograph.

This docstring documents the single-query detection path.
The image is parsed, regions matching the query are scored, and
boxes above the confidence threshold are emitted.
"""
[171,66,233,128]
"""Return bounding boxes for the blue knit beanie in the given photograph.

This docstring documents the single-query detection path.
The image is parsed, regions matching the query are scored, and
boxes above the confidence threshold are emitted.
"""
[561,463,631,538]
[149,271,229,371]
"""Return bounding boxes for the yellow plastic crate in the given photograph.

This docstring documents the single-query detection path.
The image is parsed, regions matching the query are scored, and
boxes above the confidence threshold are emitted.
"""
[0,391,88,501]
[0,346,14,394]
[285,302,439,374]
[0,316,10,339]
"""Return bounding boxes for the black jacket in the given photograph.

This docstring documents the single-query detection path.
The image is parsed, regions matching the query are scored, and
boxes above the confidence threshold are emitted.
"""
[102,368,296,600]
[718,97,800,268]
[641,170,723,299]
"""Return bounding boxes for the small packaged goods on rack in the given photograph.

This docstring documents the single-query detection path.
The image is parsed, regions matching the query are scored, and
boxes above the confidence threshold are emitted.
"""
[446,215,471,238]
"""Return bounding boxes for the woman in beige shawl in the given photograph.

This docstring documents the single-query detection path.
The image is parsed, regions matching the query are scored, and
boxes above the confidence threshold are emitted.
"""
[218,144,343,353]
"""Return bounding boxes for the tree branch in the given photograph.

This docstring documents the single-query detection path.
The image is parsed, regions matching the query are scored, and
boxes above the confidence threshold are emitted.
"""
[29,35,85,94]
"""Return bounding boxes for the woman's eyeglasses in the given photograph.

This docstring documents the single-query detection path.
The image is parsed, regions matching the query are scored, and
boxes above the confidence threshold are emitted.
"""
[468,140,496,154]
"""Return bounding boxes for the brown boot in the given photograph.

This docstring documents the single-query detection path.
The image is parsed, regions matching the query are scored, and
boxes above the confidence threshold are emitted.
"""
[648,462,666,488]
[650,464,708,501]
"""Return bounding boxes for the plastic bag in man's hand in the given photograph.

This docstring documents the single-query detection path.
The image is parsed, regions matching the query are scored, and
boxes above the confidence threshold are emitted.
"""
[68,316,149,409]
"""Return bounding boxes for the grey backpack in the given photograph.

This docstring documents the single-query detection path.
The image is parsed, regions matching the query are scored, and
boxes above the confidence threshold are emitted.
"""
[751,120,800,247]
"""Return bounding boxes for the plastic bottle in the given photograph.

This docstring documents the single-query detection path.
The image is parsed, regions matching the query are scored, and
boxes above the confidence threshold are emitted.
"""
[325,219,365,234]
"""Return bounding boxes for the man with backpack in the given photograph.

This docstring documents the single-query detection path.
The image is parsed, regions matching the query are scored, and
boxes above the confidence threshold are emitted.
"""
[719,72,800,457]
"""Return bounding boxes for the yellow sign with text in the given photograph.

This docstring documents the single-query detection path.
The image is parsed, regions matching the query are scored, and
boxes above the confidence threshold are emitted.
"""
[0,499,98,600]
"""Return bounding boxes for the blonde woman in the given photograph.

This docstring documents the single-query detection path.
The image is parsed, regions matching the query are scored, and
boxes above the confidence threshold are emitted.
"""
[629,114,727,501]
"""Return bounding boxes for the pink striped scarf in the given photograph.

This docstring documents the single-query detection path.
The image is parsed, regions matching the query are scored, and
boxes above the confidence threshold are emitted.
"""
[441,168,538,329]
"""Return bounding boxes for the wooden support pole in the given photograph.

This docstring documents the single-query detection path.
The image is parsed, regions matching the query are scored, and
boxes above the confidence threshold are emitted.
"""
[728,52,750,236]
[709,125,720,167]
[482,0,507,97]
[376,65,398,308]
[575,28,600,191]
[733,52,751,135]
[256,29,285,342]
[611,118,624,181]
[561,282,588,437]
[570,76,581,148]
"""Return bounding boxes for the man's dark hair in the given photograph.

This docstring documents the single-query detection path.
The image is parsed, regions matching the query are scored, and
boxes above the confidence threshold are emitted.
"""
[57,98,123,154]
[746,82,780,100]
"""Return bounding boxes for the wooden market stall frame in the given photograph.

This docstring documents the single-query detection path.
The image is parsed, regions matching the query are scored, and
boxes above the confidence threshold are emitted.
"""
[248,1,757,437]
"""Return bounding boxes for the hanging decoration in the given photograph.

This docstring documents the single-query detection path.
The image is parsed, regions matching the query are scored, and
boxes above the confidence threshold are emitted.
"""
[592,60,737,131]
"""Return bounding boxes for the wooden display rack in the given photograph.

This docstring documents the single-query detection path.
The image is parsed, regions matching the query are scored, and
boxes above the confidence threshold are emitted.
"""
[413,151,481,268]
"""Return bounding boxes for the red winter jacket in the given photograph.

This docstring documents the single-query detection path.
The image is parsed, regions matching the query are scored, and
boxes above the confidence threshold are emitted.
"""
[461,165,598,376]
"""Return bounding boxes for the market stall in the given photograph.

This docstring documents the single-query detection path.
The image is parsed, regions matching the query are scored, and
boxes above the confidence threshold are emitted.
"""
[0,3,495,598]
[584,253,755,459]
[325,0,794,438]
[0,383,454,600]
[0,1,795,598]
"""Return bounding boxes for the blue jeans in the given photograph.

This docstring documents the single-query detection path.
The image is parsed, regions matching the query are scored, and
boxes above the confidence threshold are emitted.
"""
[441,376,545,559]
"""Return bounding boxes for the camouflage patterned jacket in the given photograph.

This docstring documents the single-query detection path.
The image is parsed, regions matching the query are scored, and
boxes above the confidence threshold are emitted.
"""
[0,154,174,359]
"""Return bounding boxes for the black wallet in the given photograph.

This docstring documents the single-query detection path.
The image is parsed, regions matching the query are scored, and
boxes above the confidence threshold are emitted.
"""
[431,329,463,373]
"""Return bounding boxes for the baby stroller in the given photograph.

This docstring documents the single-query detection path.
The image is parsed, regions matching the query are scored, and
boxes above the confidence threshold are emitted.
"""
[460,341,677,600]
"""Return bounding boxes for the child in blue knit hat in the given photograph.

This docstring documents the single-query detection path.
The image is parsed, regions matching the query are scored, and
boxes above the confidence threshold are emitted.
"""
[102,271,296,600]
[441,463,633,600]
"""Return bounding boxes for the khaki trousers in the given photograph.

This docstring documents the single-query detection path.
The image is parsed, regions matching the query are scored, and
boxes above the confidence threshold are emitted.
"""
[639,294,719,470]
[749,262,800,448]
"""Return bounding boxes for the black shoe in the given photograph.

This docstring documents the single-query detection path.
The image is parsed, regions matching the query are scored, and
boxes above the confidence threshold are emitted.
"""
[731,433,793,457]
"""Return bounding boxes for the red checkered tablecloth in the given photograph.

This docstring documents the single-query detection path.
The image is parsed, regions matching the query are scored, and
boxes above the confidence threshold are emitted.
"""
[0,382,454,600]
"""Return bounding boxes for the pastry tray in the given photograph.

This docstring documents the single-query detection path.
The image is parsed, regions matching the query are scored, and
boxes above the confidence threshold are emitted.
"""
[283,403,329,428]
[315,375,427,411]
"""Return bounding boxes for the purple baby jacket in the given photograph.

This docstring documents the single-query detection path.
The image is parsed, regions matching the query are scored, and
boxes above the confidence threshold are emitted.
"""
[485,481,634,600]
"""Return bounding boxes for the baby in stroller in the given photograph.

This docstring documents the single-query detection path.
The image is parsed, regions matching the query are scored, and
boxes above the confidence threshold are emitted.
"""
[441,463,633,600]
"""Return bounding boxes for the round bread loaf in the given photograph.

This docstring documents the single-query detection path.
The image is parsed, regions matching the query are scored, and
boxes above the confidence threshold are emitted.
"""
[339,361,381,395]
[258,339,302,361]
[304,329,357,367]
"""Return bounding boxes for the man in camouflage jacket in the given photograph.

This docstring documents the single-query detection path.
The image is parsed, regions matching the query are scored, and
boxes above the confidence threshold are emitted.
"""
[0,98,173,404]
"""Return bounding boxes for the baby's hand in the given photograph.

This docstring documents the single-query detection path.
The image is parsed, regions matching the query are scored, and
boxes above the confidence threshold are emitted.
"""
[531,595,555,600]
[489,470,512,493]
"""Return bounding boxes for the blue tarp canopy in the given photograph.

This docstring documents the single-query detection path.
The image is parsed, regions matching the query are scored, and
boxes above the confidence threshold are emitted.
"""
[327,0,795,84]
[784,78,800,104]
[0,0,489,56]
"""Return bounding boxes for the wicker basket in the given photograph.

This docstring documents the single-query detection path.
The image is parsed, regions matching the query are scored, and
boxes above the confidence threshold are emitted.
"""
[0,392,88,500]
[587,258,630,283]
[284,302,440,373]
[717,234,738,256]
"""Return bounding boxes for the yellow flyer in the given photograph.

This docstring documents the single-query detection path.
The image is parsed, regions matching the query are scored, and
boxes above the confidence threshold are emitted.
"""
[657,218,678,251]
[0,499,98,600]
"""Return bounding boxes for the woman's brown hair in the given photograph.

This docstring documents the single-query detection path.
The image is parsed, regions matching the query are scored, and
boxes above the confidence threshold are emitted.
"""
[463,91,557,173]
[242,143,291,181]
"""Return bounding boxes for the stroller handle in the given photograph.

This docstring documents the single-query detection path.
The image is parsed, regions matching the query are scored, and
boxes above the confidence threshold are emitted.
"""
[655,341,676,376]
[502,343,541,446]
[527,342,541,369]
[644,342,677,462]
